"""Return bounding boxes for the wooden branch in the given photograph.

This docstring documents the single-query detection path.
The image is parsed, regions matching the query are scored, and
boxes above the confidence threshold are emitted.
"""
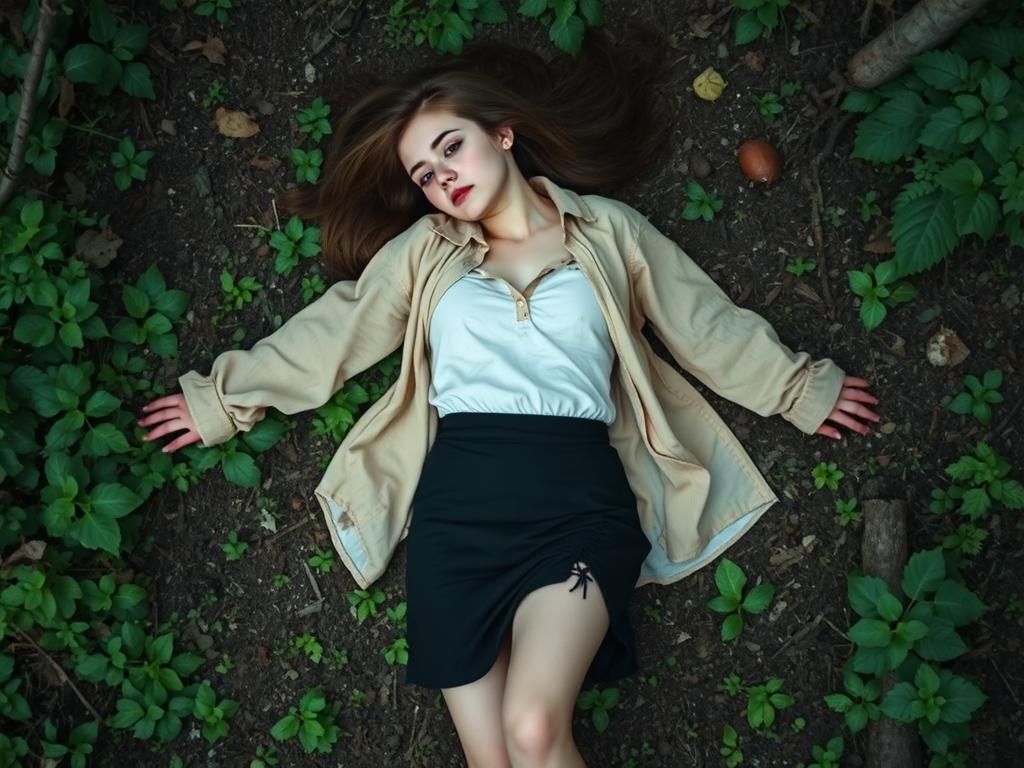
[0,0,62,211]
[860,482,922,768]
[848,0,992,90]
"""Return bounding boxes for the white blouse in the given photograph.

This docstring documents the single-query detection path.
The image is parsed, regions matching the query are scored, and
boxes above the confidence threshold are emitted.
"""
[427,261,617,424]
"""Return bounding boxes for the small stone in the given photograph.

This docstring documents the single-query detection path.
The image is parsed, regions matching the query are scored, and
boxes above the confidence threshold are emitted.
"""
[879,422,897,434]
[192,166,212,197]
[1001,284,1020,308]
[689,151,712,178]
[304,62,316,83]
[257,100,276,115]
[717,42,729,59]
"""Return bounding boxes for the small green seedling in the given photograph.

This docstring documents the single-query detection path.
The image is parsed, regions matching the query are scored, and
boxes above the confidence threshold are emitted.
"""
[301,275,326,304]
[857,190,882,222]
[270,687,342,754]
[291,147,323,184]
[745,677,795,731]
[812,462,844,491]
[575,685,620,734]
[785,256,816,276]
[221,529,247,560]
[806,735,844,768]
[290,633,324,664]
[271,216,321,276]
[345,587,387,624]
[723,673,744,696]
[847,259,917,331]
[202,79,225,108]
[307,547,334,574]
[780,80,802,97]
[219,269,262,312]
[753,91,783,125]
[720,724,743,767]
[271,573,290,589]
[192,680,239,744]
[249,744,279,768]
[681,180,724,222]
[835,497,861,526]
[940,522,987,558]
[195,0,232,24]
[824,668,882,734]
[297,97,333,143]
[110,137,153,191]
[732,0,789,45]
[707,558,775,641]
[948,369,1003,425]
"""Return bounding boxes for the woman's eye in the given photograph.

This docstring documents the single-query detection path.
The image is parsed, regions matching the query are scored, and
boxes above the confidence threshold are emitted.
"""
[419,141,461,187]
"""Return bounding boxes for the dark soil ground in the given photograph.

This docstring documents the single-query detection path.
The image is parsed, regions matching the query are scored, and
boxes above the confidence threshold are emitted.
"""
[40,0,1023,765]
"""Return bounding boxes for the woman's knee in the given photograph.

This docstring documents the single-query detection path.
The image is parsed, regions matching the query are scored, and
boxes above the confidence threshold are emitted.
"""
[503,705,566,762]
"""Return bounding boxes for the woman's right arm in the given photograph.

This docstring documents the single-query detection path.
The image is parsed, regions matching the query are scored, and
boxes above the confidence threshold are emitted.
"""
[138,241,413,452]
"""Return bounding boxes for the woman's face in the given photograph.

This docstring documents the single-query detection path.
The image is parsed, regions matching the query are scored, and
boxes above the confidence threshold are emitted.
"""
[397,108,512,219]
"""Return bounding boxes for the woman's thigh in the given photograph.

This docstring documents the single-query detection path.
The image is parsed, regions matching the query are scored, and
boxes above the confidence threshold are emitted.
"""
[441,627,514,768]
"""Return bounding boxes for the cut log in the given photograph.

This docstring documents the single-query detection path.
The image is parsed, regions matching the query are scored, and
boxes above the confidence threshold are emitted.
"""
[861,490,922,768]
[848,0,992,90]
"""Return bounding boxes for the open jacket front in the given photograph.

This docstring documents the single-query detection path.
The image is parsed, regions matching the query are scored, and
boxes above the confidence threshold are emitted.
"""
[179,176,846,591]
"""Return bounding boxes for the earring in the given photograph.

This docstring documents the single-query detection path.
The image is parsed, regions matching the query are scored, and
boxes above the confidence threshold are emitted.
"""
[503,140,511,149]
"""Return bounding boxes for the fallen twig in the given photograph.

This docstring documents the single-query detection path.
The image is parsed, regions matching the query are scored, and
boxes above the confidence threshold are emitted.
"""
[14,628,102,722]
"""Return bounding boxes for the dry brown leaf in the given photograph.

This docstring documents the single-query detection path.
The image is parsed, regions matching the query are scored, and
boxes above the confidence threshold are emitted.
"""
[687,14,717,38]
[769,547,804,572]
[792,281,822,303]
[926,325,971,367]
[863,216,894,254]
[1,540,46,570]
[58,78,75,118]
[249,154,281,171]
[63,171,87,207]
[75,228,123,269]
[183,35,226,65]
[742,50,766,74]
[763,282,783,307]
[213,107,260,138]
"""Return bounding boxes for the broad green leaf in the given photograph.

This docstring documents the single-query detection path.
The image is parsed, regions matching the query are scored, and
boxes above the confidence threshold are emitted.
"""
[708,595,738,613]
[912,50,968,91]
[91,483,143,519]
[222,451,260,488]
[860,296,886,330]
[939,674,985,723]
[848,618,891,648]
[918,107,964,152]
[848,575,889,618]
[721,612,743,641]
[734,11,763,46]
[847,270,873,296]
[890,191,957,276]
[914,617,967,661]
[953,190,999,240]
[901,548,945,600]
[880,681,916,722]
[714,558,747,601]
[936,158,983,195]
[932,580,986,626]
[742,582,774,614]
[876,592,903,622]
[851,92,926,163]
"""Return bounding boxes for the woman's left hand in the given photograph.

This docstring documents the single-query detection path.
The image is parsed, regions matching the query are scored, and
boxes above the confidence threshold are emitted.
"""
[816,376,881,440]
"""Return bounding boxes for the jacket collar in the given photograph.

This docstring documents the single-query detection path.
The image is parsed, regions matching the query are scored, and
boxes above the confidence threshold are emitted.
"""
[430,175,597,247]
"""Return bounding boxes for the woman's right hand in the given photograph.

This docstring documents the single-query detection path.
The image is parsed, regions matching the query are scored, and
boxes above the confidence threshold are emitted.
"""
[138,393,202,453]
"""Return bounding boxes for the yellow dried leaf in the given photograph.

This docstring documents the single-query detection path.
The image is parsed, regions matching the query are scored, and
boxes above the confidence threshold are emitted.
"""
[692,67,726,101]
[213,107,260,138]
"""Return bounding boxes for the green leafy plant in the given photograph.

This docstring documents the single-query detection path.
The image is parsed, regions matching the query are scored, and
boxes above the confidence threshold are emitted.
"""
[518,0,607,55]
[219,269,262,312]
[270,687,342,754]
[221,529,248,561]
[835,497,861,526]
[858,190,882,221]
[847,259,917,331]
[307,547,335,574]
[108,263,189,357]
[195,0,233,24]
[882,662,985,754]
[753,91,783,125]
[706,558,775,641]
[313,380,370,442]
[301,274,326,304]
[346,586,387,625]
[62,0,156,99]
[110,136,153,191]
[939,522,987,558]
[781,80,802,97]
[720,723,744,767]
[202,78,225,108]
[804,735,844,768]
[785,256,816,276]
[271,573,291,589]
[824,667,882,733]
[681,180,724,221]
[384,0,509,55]
[842,3,1024,276]
[723,673,744,696]
[291,147,323,184]
[811,461,844,491]
[296,97,332,143]
[39,718,99,768]
[575,684,619,734]
[933,441,1024,521]
[290,633,324,664]
[270,215,322,276]
[731,0,790,45]
[192,680,239,744]
[947,368,1003,425]
[250,744,280,768]
[744,677,795,732]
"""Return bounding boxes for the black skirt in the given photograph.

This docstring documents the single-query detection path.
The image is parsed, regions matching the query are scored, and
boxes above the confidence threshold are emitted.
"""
[402,412,653,690]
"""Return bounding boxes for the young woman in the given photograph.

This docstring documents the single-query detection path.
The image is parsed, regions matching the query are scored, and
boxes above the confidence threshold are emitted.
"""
[138,24,880,768]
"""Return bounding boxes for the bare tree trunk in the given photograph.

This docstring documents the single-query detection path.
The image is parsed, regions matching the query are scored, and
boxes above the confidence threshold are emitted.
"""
[848,0,993,90]
[860,481,922,768]
[0,0,62,212]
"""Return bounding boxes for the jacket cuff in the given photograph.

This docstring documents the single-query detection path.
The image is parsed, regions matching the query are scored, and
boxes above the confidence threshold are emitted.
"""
[785,358,847,435]
[178,370,238,447]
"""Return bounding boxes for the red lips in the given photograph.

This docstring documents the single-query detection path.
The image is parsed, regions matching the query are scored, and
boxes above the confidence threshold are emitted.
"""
[451,186,472,205]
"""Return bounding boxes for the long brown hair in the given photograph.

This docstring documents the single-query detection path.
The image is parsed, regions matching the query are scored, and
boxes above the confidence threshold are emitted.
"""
[277,21,678,279]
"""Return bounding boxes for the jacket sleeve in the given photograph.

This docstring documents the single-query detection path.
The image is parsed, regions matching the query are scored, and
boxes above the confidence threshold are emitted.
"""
[627,210,846,435]
[177,242,412,447]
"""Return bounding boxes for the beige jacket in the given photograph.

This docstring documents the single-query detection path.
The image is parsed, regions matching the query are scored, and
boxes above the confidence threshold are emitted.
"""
[179,176,846,590]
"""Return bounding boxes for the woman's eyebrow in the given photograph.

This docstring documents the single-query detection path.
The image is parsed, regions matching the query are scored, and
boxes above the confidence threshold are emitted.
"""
[408,128,459,177]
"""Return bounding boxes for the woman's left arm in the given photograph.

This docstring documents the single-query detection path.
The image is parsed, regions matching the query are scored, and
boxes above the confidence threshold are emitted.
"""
[816,376,881,440]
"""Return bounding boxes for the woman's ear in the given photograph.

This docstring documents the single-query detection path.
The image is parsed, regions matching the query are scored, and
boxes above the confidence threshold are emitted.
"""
[496,126,514,150]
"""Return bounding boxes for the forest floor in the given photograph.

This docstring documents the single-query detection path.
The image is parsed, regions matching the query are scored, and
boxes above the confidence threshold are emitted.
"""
[65,0,1024,765]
